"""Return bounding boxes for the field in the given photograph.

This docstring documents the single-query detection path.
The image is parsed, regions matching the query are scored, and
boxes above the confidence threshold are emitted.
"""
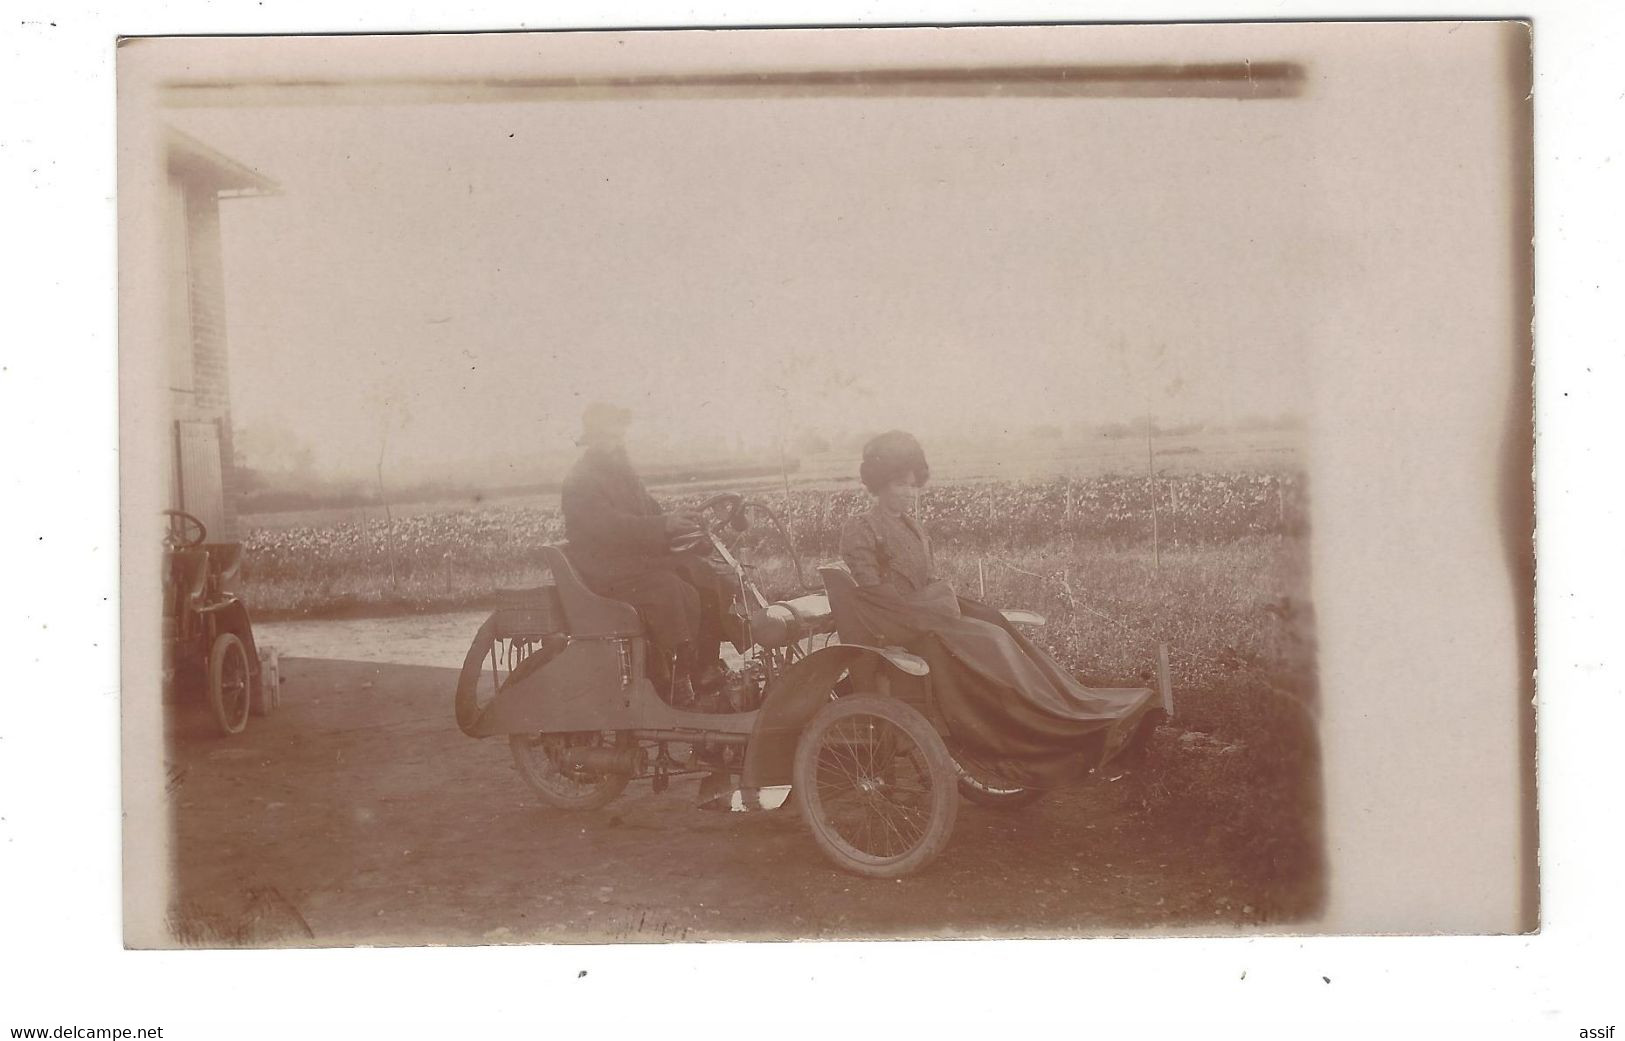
[233,433,1322,915]
[239,427,1301,532]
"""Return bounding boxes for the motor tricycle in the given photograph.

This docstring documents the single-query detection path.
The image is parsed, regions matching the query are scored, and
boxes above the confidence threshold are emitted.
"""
[454,493,1167,878]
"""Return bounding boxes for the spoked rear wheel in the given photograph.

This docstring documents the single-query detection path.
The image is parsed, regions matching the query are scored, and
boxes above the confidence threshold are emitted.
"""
[509,732,631,811]
[793,695,958,878]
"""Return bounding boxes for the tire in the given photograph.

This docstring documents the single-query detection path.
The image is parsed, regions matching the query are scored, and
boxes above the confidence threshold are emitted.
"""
[793,695,958,878]
[954,764,1045,809]
[509,732,631,811]
[252,649,280,717]
[207,633,252,736]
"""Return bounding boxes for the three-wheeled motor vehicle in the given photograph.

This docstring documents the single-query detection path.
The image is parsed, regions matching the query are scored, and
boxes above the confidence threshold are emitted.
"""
[454,493,1168,878]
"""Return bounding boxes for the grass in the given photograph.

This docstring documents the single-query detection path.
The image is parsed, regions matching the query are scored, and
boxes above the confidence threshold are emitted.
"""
[237,471,1307,618]
[240,564,556,619]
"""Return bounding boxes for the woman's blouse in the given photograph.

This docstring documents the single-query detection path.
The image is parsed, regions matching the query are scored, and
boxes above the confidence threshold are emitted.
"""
[839,505,935,594]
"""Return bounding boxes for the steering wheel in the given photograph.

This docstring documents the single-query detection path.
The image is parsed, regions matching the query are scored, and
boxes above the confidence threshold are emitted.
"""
[695,492,748,531]
[162,509,207,549]
[668,493,748,553]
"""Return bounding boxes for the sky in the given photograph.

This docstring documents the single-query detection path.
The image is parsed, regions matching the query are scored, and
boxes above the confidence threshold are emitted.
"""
[172,82,1318,481]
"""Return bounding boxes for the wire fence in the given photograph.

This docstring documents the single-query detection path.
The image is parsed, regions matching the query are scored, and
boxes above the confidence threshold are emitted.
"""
[975,554,1320,723]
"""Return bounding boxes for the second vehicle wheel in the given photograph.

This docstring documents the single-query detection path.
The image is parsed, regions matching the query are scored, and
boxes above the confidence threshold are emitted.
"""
[510,732,631,811]
[252,648,280,717]
[207,632,252,736]
[793,694,958,878]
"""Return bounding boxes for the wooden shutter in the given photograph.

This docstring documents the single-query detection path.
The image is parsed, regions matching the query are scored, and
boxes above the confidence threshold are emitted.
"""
[173,420,226,539]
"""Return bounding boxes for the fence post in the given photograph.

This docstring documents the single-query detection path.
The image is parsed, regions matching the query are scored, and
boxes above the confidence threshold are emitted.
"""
[1146,424,1160,573]
[978,558,986,599]
[1149,483,1161,573]
[1157,642,1174,717]
[1170,481,1179,549]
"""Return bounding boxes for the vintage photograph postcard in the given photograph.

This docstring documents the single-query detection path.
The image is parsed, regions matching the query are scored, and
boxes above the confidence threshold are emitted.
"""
[118,21,1534,947]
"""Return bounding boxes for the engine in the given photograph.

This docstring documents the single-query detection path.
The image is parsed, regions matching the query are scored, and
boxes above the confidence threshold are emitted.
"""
[718,658,769,713]
[706,594,836,713]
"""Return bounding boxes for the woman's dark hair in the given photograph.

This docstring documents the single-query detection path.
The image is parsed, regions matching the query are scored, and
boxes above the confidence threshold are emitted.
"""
[859,430,930,493]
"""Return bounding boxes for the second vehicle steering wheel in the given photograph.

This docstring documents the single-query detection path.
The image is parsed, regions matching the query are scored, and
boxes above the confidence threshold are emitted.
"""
[162,509,208,549]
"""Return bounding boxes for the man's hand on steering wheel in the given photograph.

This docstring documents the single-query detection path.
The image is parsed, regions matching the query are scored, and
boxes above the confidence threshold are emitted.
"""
[695,493,749,532]
[664,511,704,537]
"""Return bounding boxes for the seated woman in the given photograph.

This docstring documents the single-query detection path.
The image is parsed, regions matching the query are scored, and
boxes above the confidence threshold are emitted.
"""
[838,431,1159,789]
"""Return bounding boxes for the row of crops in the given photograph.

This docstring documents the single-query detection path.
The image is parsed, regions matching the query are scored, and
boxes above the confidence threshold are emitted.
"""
[240,471,1306,584]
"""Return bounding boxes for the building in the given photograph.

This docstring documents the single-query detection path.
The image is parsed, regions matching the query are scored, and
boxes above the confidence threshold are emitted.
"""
[165,129,276,542]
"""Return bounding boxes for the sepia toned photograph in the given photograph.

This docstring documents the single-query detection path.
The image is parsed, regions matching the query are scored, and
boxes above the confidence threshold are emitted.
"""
[118,21,1534,948]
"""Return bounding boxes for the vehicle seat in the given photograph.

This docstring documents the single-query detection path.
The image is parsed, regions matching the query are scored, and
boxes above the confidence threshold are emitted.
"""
[817,564,888,646]
[202,542,243,591]
[541,545,644,638]
[165,549,210,621]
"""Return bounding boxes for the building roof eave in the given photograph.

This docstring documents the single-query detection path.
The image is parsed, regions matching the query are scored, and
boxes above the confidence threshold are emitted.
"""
[165,127,279,197]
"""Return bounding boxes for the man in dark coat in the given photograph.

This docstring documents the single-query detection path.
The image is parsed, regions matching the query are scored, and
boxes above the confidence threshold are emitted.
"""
[559,402,726,702]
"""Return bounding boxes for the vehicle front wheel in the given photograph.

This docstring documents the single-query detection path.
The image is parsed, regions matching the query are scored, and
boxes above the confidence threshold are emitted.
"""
[207,632,252,736]
[509,732,631,811]
[793,695,958,878]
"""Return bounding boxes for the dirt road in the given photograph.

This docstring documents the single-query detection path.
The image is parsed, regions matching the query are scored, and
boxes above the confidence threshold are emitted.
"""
[164,618,1273,947]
